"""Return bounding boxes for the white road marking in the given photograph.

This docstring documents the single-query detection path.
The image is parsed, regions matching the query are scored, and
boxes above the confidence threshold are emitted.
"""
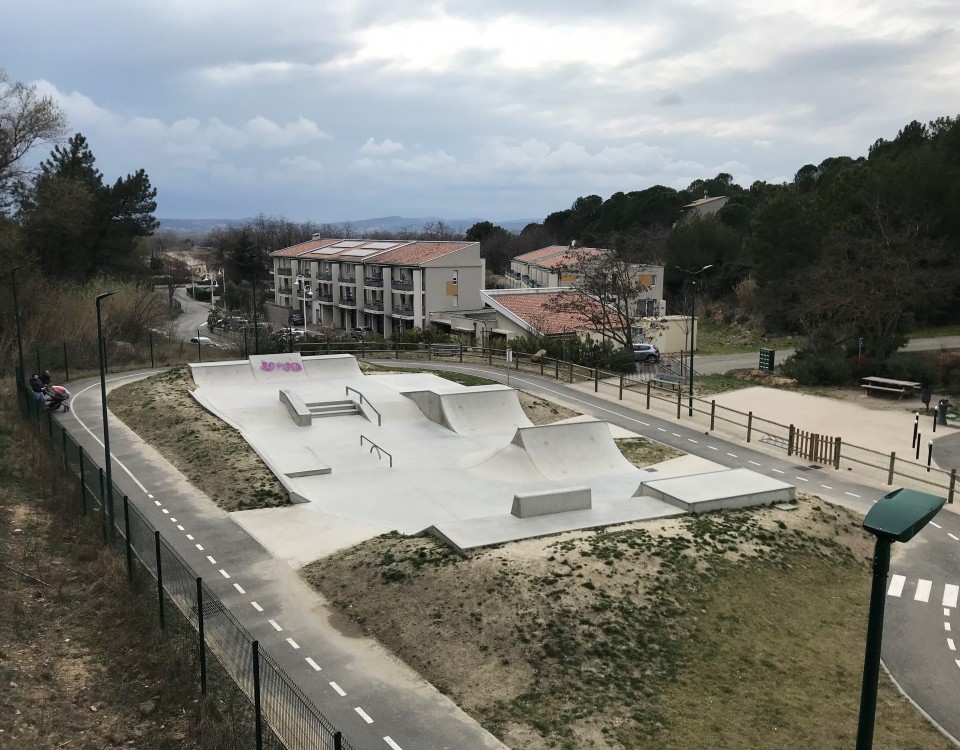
[170,518,177,523]
[772,469,785,474]
[657,427,666,432]
[949,638,956,651]
[708,445,718,451]
[286,637,300,650]
[305,657,321,671]
[950,533,960,542]
[330,681,346,696]
[688,438,698,444]
[251,602,263,612]
[672,432,681,437]
[206,555,217,565]
[795,476,808,482]
[154,500,161,506]
[749,461,760,466]
[384,737,403,750]
[355,707,374,724]
[819,484,832,489]
[269,619,283,632]
[946,608,952,617]
[219,569,230,579]
[944,584,959,609]
[177,525,184,531]
[727,452,738,458]
[638,421,650,426]
[887,575,906,598]
[947,622,952,632]
[845,492,860,498]
[233,583,246,594]
[916,579,932,602]
[162,509,169,514]
[147,493,153,499]
[931,522,942,529]
[195,544,204,551]
[186,534,194,540]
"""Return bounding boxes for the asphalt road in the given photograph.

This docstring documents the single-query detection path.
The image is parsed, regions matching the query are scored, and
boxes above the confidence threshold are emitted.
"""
[171,286,213,341]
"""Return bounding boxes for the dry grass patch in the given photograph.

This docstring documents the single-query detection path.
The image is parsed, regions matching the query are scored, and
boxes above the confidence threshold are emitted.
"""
[302,497,951,750]
[109,366,288,511]
[616,438,685,467]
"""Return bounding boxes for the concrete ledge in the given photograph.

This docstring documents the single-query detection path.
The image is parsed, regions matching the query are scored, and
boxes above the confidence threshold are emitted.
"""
[278,446,331,478]
[279,389,312,427]
[639,468,795,514]
[511,486,592,518]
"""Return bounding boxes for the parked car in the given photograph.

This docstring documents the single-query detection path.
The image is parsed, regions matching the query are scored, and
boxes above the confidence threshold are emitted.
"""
[350,326,374,339]
[190,336,219,347]
[632,343,660,362]
[288,311,305,326]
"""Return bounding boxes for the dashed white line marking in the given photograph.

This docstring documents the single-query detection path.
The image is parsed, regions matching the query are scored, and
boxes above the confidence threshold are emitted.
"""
[330,681,346,696]
[947,622,952,632]
[186,534,194,540]
[944,584,959,609]
[384,737,403,750]
[233,583,246,594]
[251,602,263,612]
[195,544,204,551]
[931,522,943,529]
[153,500,161,506]
[269,619,283,632]
[727,452,738,458]
[638,421,650,426]
[956,659,960,669]
[672,432,681,437]
[845,492,860,498]
[162,509,169,514]
[305,657,321,671]
[949,638,956,652]
[219,569,230,579]
[771,469,785,474]
[355,707,374,724]
[916,579,932,602]
[176,525,184,531]
[147,493,154,499]
[819,484,832,489]
[206,555,217,565]
[748,460,760,466]
[286,637,300,650]
[657,427,666,432]
[887,575,906,598]
[170,518,177,523]
[708,445,718,451]
[688,438,698,444]
[950,533,960,542]
[795,476,809,482]
[946,608,952,617]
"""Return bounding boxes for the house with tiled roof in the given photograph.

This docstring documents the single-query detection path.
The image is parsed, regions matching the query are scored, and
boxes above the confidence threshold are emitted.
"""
[676,195,728,224]
[270,236,484,338]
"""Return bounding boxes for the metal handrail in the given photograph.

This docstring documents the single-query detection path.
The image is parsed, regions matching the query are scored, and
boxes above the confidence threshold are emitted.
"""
[346,386,381,426]
[360,434,392,467]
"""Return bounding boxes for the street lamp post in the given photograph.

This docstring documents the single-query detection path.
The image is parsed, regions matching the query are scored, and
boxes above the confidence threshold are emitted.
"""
[856,488,944,750]
[96,291,117,541]
[10,266,25,386]
[676,265,713,416]
[296,275,308,333]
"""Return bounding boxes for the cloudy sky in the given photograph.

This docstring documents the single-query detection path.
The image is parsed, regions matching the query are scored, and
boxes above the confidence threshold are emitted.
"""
[4,1,958,223]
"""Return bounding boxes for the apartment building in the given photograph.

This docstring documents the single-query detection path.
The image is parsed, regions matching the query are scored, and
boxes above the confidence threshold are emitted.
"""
[270,237,484,338]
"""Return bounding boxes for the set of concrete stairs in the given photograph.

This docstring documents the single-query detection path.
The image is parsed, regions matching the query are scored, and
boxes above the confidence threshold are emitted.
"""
[305,399,360,419]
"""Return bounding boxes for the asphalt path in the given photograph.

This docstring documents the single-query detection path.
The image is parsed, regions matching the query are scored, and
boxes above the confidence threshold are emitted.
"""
[61,370,507,750]
[57,359,960,746]
[368,357,960,745]
[171,286,213,341]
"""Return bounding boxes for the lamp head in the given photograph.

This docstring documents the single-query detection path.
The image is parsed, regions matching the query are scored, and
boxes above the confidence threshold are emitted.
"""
[863,488,944,543]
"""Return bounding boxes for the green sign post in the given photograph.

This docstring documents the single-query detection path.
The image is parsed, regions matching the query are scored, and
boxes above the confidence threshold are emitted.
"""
[759,348,775,373]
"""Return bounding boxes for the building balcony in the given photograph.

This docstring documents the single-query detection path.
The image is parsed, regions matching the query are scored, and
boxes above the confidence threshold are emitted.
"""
[317,294,333,304]
[392,305,415,318]
[391,279,414,291]
[364,299,384,312]
[316,271,332,281]
[339,297,357,308]
[276,267,293,277]
[338,275,357,285]
[364,277,384,288]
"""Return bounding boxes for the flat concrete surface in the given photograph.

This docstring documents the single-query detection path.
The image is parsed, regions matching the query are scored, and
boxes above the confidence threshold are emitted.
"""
[641,468,795,513]
[552,413,642,438]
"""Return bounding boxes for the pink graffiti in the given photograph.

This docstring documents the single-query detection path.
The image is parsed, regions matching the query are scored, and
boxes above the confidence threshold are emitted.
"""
[259,360,303,373]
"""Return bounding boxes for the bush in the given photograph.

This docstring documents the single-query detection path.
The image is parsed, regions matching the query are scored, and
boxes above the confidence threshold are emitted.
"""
[780,347,852,386]
[880,352,938,387]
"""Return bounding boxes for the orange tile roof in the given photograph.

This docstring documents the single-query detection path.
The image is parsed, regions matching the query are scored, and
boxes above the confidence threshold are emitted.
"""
[512,245,569,263]
[536,247,606,270]
[369,241,474,266]
[493,291,604,336]
[270,238,341,257]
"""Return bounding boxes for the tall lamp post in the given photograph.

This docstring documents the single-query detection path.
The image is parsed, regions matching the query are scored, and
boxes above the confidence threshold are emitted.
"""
[295,275,308,333]
[10,266,25,386]
[96,291,117,540]
[856,488,944,750]
[675,264,713,416]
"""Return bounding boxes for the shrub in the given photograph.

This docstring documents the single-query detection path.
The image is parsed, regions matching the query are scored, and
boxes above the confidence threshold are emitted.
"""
[780,347,852,385]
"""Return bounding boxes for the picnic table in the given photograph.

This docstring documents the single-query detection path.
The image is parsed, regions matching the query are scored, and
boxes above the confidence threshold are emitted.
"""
[860,376,922,400]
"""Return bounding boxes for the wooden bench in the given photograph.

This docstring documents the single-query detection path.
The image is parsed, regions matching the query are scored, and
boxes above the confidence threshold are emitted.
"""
[652,373,685,391]
[430,343,461,356]
[860,376,921,401]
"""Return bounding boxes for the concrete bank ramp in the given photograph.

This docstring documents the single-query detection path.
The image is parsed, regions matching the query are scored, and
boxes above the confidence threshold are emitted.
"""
[404,386,533,436]
[301,354,363,380]
[250,353,309,382]
[511,420,640,480]
[189,360,256,388]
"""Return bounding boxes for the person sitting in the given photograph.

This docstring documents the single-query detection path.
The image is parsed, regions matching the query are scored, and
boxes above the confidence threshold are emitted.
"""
[29,374,44,401]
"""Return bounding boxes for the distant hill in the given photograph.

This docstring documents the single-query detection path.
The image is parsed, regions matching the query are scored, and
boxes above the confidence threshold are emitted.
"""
[157,215,541,235]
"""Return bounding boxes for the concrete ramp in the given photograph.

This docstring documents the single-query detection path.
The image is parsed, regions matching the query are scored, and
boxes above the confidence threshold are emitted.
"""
[404,386,532,436]
[302,354,364,380]
[640,468,795,514]
[189,360,256,388]
[511,420,640,480]
[250,353,309,382]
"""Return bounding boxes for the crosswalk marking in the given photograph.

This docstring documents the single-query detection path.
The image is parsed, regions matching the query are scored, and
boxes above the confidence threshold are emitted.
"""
[887,575,906,597]
[916,579,932,603]
[944,584,959,609]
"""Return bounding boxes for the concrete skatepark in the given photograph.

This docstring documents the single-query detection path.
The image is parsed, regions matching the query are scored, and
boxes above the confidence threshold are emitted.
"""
[190,353,794,560]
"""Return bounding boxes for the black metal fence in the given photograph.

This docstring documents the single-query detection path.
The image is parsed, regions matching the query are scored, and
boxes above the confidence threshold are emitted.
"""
[18,380,356,750]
